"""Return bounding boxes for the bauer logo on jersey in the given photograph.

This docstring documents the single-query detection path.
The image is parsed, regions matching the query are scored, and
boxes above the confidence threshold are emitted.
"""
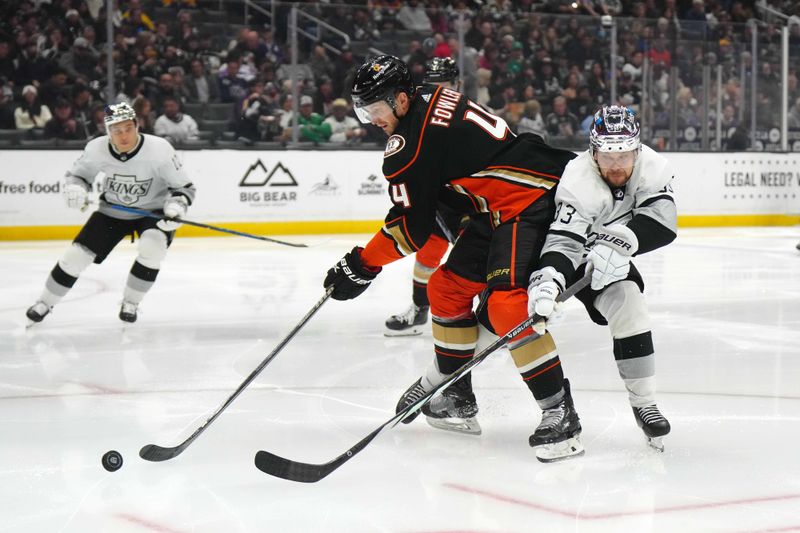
[104,174,153,205]
[384,135,405,158]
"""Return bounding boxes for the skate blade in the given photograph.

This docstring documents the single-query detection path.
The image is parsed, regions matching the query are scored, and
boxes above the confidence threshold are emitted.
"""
[426,416,482,435]
[535,437,585,463]
[384,326,425,337]
[646,436,665,452]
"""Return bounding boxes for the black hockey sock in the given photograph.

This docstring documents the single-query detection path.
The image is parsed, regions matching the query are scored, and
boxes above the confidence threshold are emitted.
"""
[412,281,430,307]
[509,332,565,407]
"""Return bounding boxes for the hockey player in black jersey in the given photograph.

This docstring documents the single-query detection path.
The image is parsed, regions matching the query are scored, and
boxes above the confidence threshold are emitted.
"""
[385,57,465,337]
[323,55,583,461]
[25,103,196,325]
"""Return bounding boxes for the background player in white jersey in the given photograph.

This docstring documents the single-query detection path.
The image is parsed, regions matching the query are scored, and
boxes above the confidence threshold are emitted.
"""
[528,105,676,451]
[26,103,197,324]
[384,57,465,336]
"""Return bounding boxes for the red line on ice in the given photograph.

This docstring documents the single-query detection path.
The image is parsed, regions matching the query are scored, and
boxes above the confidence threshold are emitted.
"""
[443,482,800,519]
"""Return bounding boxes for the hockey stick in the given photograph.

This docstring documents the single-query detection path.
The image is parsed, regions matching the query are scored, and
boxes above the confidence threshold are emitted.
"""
[109,204,308,248]
[254,268,593,482]
[139,286,334,462]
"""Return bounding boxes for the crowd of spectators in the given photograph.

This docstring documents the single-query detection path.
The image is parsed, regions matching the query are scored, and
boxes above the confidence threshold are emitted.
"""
[0,0,798,150]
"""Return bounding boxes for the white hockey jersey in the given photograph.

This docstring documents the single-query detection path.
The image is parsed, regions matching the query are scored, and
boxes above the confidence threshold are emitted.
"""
[541,144,677,271]
[65,133,196,220]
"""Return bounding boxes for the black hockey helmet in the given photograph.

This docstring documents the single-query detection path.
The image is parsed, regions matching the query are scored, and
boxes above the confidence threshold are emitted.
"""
[351,55,414,121]
[424,57,459,84]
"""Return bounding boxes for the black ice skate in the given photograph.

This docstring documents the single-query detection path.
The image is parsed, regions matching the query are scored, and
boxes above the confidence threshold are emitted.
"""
[529,379,585,463]
[26,301,51,326]
[395,377,431,424]
[632,405,671,452]
[422,376,481,435]
[385,304,429,337]
[119,301,139,323]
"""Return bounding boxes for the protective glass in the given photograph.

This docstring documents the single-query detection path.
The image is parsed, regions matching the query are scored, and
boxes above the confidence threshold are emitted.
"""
[354,100,393,124]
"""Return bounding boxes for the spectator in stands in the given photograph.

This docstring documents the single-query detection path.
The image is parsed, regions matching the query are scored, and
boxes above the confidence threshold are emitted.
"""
[333,44,358,98]
[517,99,547,138]
[587,61,607,101]
[0,41,14,84]
[168,66,191,103]
[308,44,334,84]
[537,57,561,102]
[314,75,336,116]
[545,95,580,139]
[185,58,219,104]
[0,84,15,129]
[324,98,365,144]
[788,97,800,130]
[476,68,492,107]
[150,72,182,114]
[42,28,69,61]
[237,78,279,142]
[87,103,107,139]
[720,103,740,130]
[71,83,95,139]
[233,30,269,67]
[132,95,156,134]
[397,0,433,32]
[15,41,53,87]
[648,36,672,70]
[448,35,479,101]
[43,99,85,140]
[64,8,85,40]
[39,68,70,110]
[122,0,156,33]
[116,76,145,106]
[622,51,644,82]
[154,95,199,144]
[281,94,331,143]
[219,58,250,104]
[15,85,52,130]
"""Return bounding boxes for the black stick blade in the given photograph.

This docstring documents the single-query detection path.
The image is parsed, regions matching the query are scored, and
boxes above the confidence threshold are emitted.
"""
[139,444,184,462]
[254,451,332,483]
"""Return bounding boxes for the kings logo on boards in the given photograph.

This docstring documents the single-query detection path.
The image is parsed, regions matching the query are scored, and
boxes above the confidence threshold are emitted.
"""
[239,158,299,206]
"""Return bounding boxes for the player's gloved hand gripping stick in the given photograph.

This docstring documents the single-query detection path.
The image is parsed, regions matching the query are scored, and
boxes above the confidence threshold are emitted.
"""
[253,267,593,483]
[109,204,307,248]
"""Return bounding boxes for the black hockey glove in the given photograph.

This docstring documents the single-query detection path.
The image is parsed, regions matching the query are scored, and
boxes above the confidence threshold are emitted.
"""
[324,246,382,301]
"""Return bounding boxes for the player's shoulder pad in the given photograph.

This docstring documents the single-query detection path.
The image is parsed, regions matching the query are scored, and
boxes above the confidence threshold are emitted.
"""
[556,150,607,211]
[381,87,437,179]
[82,135,108,154]
[636,144,674,192]
[141,133,174,151]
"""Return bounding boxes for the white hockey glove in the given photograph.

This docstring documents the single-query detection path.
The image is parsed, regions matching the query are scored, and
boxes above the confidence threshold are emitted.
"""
[586,224,638,290]
[156,195,188,232]
[527,266,565,319]
[64,182,89,210]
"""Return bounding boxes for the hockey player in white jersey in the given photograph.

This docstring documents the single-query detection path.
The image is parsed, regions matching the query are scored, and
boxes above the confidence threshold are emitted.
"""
[528,105,676,452]
[26,102,196,324]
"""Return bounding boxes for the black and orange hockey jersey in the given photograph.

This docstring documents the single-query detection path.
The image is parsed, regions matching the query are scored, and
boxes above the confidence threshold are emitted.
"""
[360,85,576,268]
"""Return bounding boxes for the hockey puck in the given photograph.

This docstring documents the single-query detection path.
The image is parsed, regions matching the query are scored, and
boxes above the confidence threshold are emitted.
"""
[101,450,123,472]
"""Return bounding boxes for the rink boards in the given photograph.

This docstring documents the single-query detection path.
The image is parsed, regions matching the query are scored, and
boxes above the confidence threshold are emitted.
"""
[0,149,799,240]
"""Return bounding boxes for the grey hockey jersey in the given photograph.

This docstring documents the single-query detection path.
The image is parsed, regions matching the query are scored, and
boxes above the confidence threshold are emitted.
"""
[65,134,196,220]
[541,144,677,276]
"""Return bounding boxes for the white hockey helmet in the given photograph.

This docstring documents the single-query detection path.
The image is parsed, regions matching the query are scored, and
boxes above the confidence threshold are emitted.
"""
[104,102,137,127]
[589,105,640,154]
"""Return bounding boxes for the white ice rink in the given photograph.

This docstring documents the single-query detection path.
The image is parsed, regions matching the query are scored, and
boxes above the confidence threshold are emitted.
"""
[1,227,799,532]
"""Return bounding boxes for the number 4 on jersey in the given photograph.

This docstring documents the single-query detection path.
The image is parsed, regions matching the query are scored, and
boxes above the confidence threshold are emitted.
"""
[390,183,411,208]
